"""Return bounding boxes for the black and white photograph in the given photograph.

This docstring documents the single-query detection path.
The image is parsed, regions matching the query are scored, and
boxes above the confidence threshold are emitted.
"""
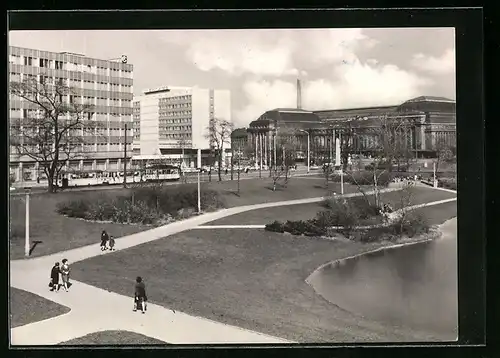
[8,12,473,347]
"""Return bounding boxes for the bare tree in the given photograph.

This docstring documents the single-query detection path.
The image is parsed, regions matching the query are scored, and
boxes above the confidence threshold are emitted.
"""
[268,126,298,191]
[393,181,416,231]
[10,78,96,193]
[344,115,414,208]
[270,165,287,192]
[206,118,233,182]
[434,138,455,179]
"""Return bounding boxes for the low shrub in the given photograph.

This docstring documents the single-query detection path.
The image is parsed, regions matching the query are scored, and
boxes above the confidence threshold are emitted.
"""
[132,185,225,215]
[56,186,225,225]
[438,177,457,191]
[348,196,380,219]
[283,220,306,235]
[355,212,430,242]
[302,220,327,236]
[358,227,390,243]
[281,219,326,236]
[389,211,430,237]
[266,219,326,236]
[56,199,90,217]
[319,197,362,229]
[265,220,285,233]
[335,170,391,188]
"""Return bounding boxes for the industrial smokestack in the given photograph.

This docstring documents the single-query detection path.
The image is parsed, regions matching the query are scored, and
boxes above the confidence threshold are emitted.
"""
[296,78,302,110]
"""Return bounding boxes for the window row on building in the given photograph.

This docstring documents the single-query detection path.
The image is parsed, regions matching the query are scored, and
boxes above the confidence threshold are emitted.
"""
[10,64,133,85]
[9,73,133,95]
[159,118,191,124]
[160,133,191,140]
[159,102,192,109]
[158,95,192,103]
[159,111,192,117]
[9,49,133,72]
[160,125,192,131]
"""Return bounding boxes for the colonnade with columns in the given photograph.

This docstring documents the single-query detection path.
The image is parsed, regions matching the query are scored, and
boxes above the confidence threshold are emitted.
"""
[247,128,343,168]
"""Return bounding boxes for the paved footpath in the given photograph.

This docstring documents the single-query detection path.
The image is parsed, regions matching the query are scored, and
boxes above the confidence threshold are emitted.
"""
[10,186,455,346]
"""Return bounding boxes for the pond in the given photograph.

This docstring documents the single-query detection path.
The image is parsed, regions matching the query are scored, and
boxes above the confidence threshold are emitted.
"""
[307,218,458,340]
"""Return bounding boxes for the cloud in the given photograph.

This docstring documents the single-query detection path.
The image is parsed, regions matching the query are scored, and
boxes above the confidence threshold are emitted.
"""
[233,79,297,126]
[159,29,377,77]
[303,59,433,110]
[411,48,455,74]
[234,60,432,125]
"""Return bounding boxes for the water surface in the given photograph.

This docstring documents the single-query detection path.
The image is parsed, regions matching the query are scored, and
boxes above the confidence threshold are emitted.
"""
[308,219,458,339]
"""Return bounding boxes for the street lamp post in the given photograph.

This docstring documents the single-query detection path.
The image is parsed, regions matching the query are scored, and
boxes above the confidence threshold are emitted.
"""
[433,161,437,188]
[298,130,310,174]
[24,187,31,258]
[197,148,201,213]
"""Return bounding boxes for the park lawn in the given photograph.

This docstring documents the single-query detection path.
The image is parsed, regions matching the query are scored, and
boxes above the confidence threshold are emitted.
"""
[59,330,169,345]
[70,199,457,344]
[10,287,71,328]
[9,191,151,260]
[9,177,352,260]
[204,187,456,226]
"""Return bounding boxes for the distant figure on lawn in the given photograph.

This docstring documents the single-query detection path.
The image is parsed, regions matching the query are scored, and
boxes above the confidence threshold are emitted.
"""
[133,276,148,314]
[49,262,60,292]
[109,236,115,251]
[60,259,71,292]
[100,230,109,251]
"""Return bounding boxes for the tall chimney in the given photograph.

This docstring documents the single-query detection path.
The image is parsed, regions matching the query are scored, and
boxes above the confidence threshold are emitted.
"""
[296,78,302,109]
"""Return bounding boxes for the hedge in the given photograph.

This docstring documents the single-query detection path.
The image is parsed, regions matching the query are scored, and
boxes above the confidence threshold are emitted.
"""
[56,186,226,226]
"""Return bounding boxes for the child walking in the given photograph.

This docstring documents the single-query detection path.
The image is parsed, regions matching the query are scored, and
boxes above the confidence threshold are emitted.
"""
[109,236,115,251]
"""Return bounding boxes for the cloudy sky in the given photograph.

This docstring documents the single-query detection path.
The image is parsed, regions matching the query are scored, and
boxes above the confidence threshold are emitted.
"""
[9,28,455,127]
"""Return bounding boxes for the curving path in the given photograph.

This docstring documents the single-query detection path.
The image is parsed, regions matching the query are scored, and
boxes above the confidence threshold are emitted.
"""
[10,185,455,345]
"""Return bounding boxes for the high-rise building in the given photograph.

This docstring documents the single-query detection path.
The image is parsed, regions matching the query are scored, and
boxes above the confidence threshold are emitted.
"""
[132,86,231,168]
[8,46,134,182]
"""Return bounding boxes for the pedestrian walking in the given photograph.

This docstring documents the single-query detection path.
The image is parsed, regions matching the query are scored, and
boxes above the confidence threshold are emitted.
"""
[49,262,60,292]
[133,276,148,314]
[100,230,109,251]
[60,259,71,292]
[109,236,116,251]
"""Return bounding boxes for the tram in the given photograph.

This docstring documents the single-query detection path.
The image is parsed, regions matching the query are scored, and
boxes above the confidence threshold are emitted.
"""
[143,164,181,182]
[53,164,181,188]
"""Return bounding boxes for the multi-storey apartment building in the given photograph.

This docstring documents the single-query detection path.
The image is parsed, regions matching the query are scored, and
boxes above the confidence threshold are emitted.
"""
[132,86,231,168]
[8,46,134,182]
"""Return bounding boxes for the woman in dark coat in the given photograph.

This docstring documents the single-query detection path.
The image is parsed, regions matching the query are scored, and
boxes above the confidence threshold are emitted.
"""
[100,230,109,251]
[50,262,60,292]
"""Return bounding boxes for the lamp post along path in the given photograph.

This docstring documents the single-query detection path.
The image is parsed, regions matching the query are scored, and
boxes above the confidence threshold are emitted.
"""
[24,187,31,257]
[197,148,201,213]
